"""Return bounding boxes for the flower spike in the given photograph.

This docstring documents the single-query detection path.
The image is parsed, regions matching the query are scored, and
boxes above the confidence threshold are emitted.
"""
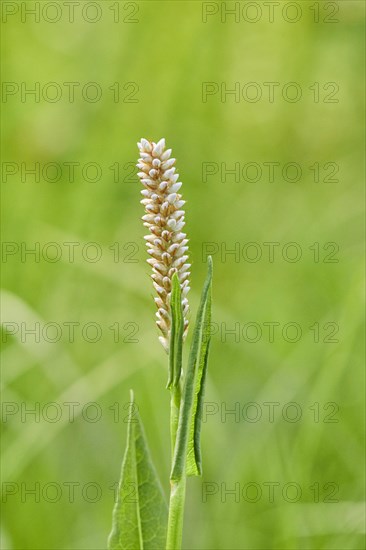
[137,138,190,351]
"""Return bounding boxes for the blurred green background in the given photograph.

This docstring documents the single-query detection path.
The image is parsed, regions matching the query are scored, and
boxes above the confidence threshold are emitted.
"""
[1,1,365,549]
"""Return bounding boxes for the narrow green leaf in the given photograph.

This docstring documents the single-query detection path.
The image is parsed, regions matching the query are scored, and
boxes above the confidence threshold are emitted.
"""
[170,257,213,481]
[108,391,168,550]
[186,285,212,476]
[167,273,184,389]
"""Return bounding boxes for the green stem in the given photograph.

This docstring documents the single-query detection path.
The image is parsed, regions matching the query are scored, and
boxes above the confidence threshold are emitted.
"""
[170,384,181,459]
[166,476,186,550]
[168,377,184,549]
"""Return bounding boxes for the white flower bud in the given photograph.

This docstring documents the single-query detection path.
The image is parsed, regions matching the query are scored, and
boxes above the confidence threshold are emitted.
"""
[152,138,165,157]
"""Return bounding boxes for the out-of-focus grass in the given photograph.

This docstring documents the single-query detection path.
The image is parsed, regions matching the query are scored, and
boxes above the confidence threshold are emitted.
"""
[1,2,365,549]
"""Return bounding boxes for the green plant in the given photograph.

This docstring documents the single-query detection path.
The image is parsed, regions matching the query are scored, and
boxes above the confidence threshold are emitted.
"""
[108,139,213,550]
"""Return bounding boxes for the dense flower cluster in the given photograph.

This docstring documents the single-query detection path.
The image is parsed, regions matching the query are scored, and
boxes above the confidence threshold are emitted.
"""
[137,138,190,351]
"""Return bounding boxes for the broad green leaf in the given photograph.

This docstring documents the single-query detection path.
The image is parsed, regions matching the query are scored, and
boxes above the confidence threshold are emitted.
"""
[108,391,168,550]
[167,273,184,389]
[170,257,213,481]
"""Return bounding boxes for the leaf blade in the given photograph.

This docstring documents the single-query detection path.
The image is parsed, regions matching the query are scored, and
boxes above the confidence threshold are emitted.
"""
[108,391,168,550]
[186,285,212,476]
[171,257,213,480]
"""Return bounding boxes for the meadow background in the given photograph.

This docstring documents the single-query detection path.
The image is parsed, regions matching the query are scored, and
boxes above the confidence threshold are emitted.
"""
[1,1,365,549]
